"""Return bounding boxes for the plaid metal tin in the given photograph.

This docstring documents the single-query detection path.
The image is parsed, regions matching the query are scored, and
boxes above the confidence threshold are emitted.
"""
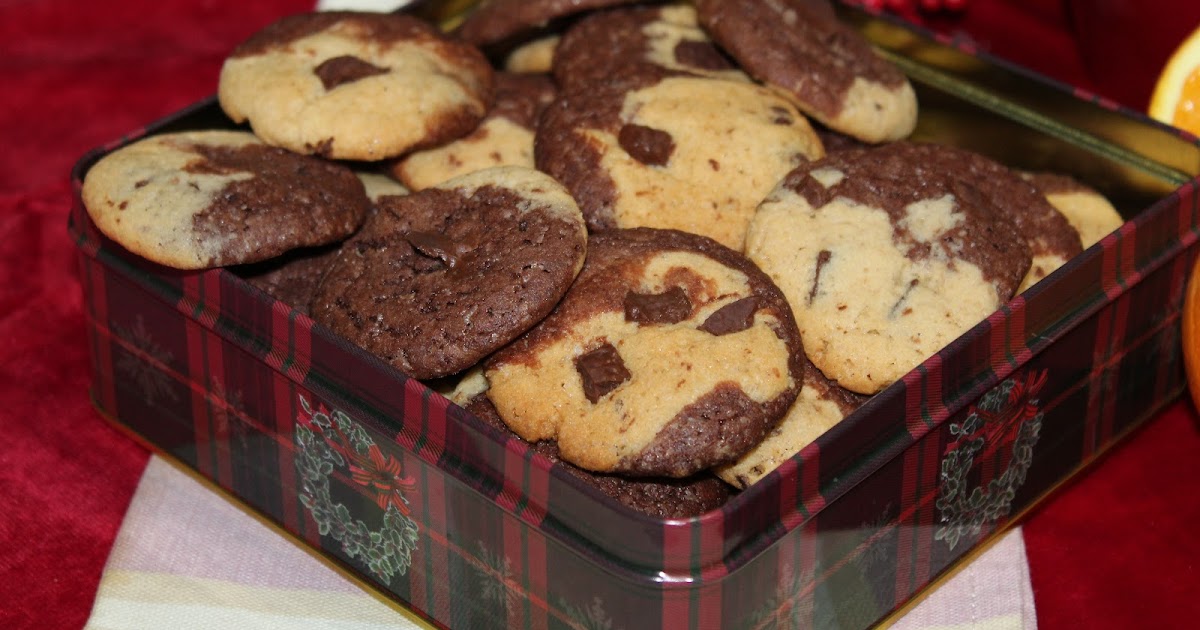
[67,8,1200,629]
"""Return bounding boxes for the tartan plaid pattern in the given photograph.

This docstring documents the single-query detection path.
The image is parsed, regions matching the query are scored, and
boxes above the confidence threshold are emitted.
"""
[69,92,1199,630]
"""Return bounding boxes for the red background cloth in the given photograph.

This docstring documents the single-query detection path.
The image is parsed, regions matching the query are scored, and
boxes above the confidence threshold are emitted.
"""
[1,1,1197,628]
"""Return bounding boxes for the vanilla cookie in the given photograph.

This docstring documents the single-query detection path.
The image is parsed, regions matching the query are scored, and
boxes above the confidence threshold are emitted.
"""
[81,130,369,270]
[485,228,804,478]
[1023,172,1123,249]
[536,70,824,250]
[503,35,560,74]
[390,72,556,191]
[219,11,494,160]
[311,166,586,380]
[552,3,746,94]
[745,142,1032,395]
[695,0,917,143]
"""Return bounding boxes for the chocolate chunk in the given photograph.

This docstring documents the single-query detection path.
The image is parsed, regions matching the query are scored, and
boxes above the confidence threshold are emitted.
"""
[576,343,631,403]
[700,297,759,336]
[314,55,388,90]
[808,249,831,305]
[770,106,795,126]
[618,124,674,166]
[406,231,471,269]
[624,286,692,325]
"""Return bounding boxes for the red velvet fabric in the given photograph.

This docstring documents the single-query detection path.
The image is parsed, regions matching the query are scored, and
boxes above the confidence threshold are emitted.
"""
[1,1,1197,628]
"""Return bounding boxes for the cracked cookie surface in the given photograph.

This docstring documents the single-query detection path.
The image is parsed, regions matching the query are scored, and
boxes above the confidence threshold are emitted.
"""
[311,166,586,380]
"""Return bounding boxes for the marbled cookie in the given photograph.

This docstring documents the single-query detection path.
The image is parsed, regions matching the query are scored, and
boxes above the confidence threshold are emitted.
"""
[552,3,746,94]
[390,72,557,191]
[463,388,731,519]
[536,70,824,250]
[1023,172,1123,249]
[485,228,805,478]
[745,142,1032,395]
[219,11,493,160]
[716,352,868,488]
[312,166,587,380]
[81,130,369,270]
[695,0,917,144]
[900,145,1083,292]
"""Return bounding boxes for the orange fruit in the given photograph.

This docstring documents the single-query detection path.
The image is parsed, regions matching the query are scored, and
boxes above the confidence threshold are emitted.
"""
[1183,254,1200,410]
[1149,24,1200,135]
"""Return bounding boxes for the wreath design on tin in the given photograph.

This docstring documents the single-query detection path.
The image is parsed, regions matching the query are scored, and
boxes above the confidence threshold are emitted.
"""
[934,370,1046,550]
[294,395,421,584]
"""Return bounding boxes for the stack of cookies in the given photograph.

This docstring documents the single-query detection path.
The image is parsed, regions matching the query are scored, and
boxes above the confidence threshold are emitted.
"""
[80,1,1124,518]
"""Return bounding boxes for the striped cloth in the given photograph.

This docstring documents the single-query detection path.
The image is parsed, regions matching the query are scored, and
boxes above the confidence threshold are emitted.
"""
[84,456,1036,629]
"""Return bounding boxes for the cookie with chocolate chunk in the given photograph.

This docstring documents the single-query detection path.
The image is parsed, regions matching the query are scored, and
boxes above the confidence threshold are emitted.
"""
[536,70,824,250]
[454,0,642,49]
[81,130,369,270]
[311,166,587,380]
[745,142,1032,395]
[1023,172,1123,250]
[552,3,746,94]
[218,11,493,160]
[463,389,732,519]
[695,0,917,144]
[390,72,557,191]
[716,352,868,488]
[485,228,804,478]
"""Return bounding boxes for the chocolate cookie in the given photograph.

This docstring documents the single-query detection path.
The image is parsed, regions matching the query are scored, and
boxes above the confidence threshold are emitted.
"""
[390,72,557,191]
[218,11,494,160]
[238,245,342,314]
[745,142,1032,394]
[900,145,1083,292]
[485,228,805,478]
[1023,172,1123,250]
[463,389,732,519]
[695,0,917,144]
[81,130,369,270]
[453,0,642,49]
[238,170,409,312]
[552,3,746,94]
[716,352,868,488]
[311,166,587,380]
[535,70,824,250]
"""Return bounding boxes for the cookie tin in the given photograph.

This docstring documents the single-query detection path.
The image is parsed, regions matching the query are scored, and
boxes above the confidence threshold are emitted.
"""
[69,2,1200,629]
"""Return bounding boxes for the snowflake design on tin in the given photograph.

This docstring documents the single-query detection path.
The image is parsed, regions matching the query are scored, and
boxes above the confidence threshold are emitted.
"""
[210,378,249,450]
[557,595,621,630]
[114,315,177,406]
[474,540,518,613]
[294,395,420,585]
[852,502,897,572]
[746,571,806,630]
[934,370,1046,550]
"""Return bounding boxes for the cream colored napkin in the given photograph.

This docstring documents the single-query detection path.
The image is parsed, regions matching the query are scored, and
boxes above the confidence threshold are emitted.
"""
[85,456,1037,629]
